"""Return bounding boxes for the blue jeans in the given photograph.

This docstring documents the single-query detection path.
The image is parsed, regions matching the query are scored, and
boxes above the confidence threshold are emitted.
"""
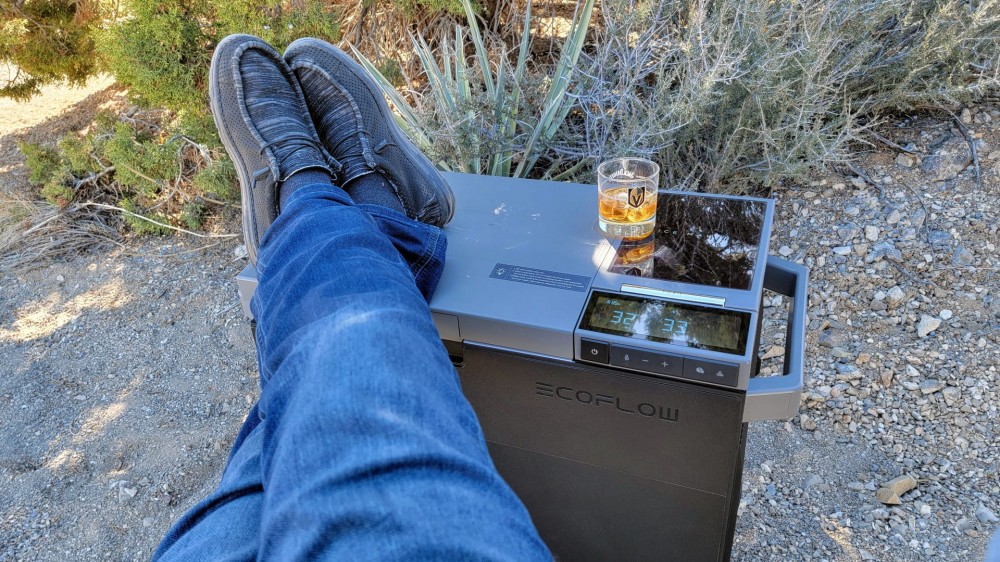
[152,183,551,561]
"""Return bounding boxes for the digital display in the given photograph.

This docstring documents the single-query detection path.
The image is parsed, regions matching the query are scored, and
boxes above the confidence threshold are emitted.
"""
[579,291,750,355]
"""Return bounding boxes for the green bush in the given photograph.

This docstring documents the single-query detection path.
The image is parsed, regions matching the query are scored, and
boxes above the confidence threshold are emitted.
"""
[19,142,62,185]
[119,197,172,235]
[98,1,211,112]
[102,122,177,194]
[0,0,99,100]
[393,0,468,17]
[192,160,239,202]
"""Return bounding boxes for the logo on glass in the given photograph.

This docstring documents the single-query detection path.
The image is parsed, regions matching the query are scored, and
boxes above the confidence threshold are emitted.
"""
[627,186,645,208]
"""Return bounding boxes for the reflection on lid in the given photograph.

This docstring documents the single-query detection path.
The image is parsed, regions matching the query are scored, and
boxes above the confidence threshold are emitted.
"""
[609,193,766,290]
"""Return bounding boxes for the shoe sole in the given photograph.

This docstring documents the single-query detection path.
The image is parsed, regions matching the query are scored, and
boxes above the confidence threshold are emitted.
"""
[210,34,267,267]
[284,38,455,226]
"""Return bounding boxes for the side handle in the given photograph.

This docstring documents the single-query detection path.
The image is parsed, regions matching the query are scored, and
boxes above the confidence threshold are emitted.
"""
[744,256,808,422]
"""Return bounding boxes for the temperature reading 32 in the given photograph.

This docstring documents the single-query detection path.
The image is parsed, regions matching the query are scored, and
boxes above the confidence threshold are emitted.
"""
[661,317,689,336]
[610,310,638,326]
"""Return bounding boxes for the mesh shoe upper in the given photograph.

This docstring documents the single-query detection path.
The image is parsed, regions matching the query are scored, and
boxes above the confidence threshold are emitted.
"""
[209,34,333,267]
[285,38,455,227]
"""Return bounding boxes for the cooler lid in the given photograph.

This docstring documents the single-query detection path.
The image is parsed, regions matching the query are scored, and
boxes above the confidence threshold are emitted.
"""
[429,173,612,358]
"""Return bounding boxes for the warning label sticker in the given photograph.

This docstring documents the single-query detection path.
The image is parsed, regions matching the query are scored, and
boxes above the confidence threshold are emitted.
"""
[489,263,590,292]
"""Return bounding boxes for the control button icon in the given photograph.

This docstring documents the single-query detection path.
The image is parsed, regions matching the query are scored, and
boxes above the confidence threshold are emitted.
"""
[580,339,610,364]
[683,359,738,387]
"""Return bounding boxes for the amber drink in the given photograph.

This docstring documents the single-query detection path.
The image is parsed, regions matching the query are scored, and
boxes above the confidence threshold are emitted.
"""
[597,157,659,239]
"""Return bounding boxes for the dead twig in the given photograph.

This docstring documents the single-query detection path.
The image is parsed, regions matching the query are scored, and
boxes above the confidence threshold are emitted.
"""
[869,130,918,154]
[72,165,116,190]
[74,202,240,239]
[845,162,885,199]
[941,106,983,192]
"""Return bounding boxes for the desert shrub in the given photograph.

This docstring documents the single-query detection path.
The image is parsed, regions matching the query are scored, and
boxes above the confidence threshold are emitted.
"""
[17,108,234,232]
[0,0,101,100]
[19,143,62,185]
[119,197,172,235]
[393,0,468,17]
[570,0,1000,190]
[192,160,239,202]
[213,0,342,49]
[357,0,594,177]
[98,0,343,113]
[370,0,999,190]
[102,122,177,194]
[98,0,211,112]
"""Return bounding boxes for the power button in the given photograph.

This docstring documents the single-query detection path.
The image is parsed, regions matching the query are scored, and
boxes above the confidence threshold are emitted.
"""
[580,339,610,364]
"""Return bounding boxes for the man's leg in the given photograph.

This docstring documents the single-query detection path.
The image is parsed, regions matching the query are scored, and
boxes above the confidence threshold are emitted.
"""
[155,33,548,561]
[251,183,549,560]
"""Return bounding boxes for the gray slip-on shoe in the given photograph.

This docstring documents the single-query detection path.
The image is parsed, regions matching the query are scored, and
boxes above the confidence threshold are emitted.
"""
[209,34,335,266]
[284,38,455,227]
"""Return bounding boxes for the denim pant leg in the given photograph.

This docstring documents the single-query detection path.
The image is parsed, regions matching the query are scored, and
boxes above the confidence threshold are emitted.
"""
[155,183,550,561]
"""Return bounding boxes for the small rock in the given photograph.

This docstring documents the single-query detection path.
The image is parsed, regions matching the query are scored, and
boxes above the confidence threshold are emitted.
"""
[916,315,942,337]
[952,246,974,266]
[234,244,249,260]
[876,488,902,505]
[867,241,903,263]
[778,245,794,257]
[921,139,973,181]
[832,246,852,256]
[880,370,894,387]
[920,504,932,516]
[961,107,973,124]
[845,205,861,216]
[819,330,847,348]
[865,226,879,241]
[928,230,951,245]
[956,517,974,532]
[886,209,902,224]
[940,309,953,320]
[56,274,65,283]
[976,505,999,524]
[919,380,945,395]
[761,345,784,360]
[800,414,817,431]
[884,474,918,495]
[886,286,905,306]
[804,474,824,491]
[831,347,853,359]
[942,386,961,406]
[896,153,916,168]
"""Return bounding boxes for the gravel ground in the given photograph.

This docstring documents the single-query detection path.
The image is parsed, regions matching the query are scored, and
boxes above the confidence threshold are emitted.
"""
[1,83,997,561]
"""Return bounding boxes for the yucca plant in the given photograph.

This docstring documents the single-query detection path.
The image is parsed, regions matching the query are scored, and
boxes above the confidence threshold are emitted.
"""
[352,0,594,178]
